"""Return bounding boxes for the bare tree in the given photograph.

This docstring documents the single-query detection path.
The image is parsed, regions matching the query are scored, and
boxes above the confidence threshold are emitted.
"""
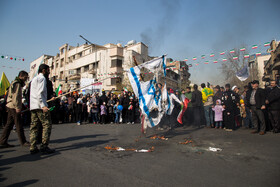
[219,46,253,89]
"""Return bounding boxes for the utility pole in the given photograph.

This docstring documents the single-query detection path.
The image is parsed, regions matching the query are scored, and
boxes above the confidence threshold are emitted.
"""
[79,35,98,89]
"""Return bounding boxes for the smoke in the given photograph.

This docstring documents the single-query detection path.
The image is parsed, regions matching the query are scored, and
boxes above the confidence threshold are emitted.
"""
[140,0,182,54]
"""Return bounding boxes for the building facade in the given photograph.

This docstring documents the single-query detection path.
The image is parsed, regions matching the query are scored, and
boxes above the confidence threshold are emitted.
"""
[263,40,280,85]
[29,55,53,81]
[248,54,270,88]
[29,40,190,93]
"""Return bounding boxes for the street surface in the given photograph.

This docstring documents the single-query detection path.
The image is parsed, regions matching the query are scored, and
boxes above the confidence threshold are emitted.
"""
[1,123,280,187]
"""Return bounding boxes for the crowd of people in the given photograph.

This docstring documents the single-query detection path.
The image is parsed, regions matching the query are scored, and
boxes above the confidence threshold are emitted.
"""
[179,80,280,135]
[0,64,279,154]
[47,90,142,126]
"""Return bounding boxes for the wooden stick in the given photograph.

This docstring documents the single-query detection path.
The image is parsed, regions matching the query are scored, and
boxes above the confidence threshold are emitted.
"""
[133,56,144,81]
[21,76,114,113]
[46,76,114,102]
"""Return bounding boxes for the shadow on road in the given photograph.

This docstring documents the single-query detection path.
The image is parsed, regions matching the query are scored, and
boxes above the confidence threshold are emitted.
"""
[148,126,203,139]
[6,179,39,187]
[0,151,59,167]
[50,134,108,144]
[56,139,117,152]
[0,149,16,154]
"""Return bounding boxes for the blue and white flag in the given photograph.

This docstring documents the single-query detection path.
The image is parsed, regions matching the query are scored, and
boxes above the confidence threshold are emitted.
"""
[127,56,167,128]
[236,65,249,81]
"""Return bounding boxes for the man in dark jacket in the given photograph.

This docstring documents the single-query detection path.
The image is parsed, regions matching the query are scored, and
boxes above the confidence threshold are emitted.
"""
[265,80,280,133]
[191,84,204,128]
[213,85,223,104]
[99,91,108,105]
[246,80,266,135]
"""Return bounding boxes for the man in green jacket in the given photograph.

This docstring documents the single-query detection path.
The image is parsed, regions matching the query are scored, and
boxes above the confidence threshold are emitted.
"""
[0,71,30,148]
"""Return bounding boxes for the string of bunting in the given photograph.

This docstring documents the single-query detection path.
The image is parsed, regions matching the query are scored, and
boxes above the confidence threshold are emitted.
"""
[1,66,21,70]
[97,70,155,78]
[169,41,272,67]
[1,54,25,61]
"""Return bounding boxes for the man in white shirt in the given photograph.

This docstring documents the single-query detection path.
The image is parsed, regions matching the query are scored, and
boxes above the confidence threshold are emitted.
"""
[29,64,55,154]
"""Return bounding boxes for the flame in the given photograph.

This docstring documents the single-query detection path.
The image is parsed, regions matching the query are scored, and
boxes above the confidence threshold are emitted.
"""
[179,139,193,144]
[150,135,168,140]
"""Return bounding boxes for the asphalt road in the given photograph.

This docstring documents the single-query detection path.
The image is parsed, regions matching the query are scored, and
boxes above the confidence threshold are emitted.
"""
[1,123,280,187]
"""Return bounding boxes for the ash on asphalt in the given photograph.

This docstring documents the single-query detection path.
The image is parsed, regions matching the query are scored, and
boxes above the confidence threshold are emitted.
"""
[1,123,280,187]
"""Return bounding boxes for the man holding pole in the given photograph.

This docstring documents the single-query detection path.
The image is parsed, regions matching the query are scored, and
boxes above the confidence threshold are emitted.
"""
[29,64,55,154]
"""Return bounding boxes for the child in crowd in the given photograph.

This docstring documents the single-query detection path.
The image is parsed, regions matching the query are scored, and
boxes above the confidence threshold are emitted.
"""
[212,99,225,129]
[114,101,121,124]
[239,99,247,127]
[100,102,107,124]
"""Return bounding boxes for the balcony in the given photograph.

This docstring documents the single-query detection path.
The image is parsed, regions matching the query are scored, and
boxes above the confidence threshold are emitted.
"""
[88,68,97,75]
[68,73,81,80]
[110,66,123,74]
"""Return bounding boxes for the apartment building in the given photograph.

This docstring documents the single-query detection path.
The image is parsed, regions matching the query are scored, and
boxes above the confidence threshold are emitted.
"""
[263,40,280,85]
[29,40,190,92]
[248,54,270,88]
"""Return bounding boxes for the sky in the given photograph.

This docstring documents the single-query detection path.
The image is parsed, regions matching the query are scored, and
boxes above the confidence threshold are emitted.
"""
[1,0,280,85]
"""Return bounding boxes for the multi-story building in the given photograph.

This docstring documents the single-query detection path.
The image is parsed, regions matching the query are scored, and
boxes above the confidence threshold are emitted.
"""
[29,40,190,93]
[263,40,280,85]
[248,54,270,88]
[29,55,53,81]
[163,59,191,89]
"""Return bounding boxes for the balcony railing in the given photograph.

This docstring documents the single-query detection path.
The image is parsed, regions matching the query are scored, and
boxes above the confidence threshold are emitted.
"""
[68,73,81,80]
[88,68,97,75]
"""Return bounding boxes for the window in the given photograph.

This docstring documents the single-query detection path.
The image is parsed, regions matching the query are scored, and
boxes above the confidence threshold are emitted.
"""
[56,63,58,68]
[111,78,117,85]
[60,71,63,79]
[111,59,122,67]
[69,70,75,75]
[93,61,99,69]
[77,68,81,74]
[79,52,82,58]
[72,55,75,60]
[61,48,64,54]
[60,58,64,67]
[84,65,89,71]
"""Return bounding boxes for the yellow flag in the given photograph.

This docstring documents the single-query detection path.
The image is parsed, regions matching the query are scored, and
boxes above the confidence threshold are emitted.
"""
[0,72,10,96]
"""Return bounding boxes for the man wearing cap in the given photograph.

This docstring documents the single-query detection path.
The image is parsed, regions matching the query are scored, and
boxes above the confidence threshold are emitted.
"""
[246,80,266,135]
